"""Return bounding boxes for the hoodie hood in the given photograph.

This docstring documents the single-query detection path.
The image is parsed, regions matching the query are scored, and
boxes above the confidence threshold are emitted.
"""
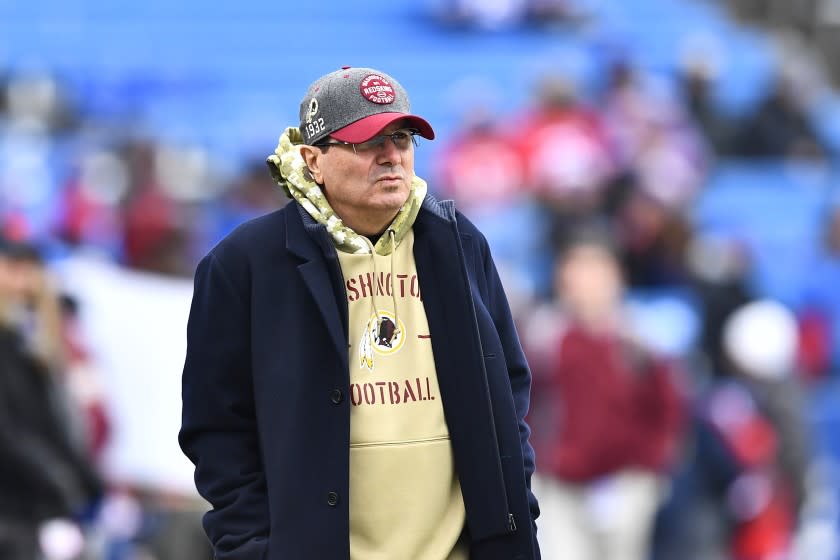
[266,127,427,256]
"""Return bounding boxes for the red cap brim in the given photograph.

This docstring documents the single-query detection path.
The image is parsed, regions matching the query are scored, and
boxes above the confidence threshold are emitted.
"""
[331,112,435,143]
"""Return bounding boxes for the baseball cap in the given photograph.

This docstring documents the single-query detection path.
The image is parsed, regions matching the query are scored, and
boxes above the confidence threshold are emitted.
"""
[298,66,435,146]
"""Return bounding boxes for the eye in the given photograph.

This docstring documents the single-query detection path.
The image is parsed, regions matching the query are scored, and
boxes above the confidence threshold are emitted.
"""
[391,131,412,147]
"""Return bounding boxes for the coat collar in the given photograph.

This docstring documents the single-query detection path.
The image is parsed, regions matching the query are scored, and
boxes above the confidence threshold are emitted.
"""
[287,192,459,257]
[419,193,456,222]
[285,203,349,372]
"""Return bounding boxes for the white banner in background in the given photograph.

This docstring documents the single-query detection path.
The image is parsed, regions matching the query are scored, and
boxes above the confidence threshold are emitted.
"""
[57,254,197,496]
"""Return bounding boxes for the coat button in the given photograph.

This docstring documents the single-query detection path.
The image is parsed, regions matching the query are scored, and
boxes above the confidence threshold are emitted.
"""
[330,388,343,404]
[327,491,340,507]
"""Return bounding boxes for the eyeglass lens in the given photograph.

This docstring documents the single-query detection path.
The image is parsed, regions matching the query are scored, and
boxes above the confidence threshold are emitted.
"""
[356,130,416,151]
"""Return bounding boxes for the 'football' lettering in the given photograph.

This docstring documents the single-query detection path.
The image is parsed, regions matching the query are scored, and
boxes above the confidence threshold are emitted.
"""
[349,377,435,406]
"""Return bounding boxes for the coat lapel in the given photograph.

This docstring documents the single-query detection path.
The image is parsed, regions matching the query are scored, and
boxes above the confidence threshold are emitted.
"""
[286,205,348,372]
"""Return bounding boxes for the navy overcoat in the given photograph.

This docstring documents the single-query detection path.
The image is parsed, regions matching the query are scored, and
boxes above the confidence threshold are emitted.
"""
[180,195,540,559]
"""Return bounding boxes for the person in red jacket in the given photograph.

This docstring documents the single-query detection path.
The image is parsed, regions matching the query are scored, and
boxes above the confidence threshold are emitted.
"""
[526,228,684,560]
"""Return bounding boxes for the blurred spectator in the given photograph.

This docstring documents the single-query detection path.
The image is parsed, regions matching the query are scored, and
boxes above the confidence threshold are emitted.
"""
[0,71,8,119]
[732,74,827,159]
[601,61,655,168]
[0,239,64,370]
[434,0,593,29]
[602,61,708,209]
[613,187,694,288]
[526,229,684,560]
[52,149,128,257]
[679,55,735,155]
[434,0,529,30]
[121,186,190,277]
[655,300,809,560]
[0,237,102,559]
[58,294,110,461]
[632,111,708,210]
[205,159,289,247]
[119,142,192,277]
[723,301,810,514]
[527,0,592,26]
[515,75,615,250]
[434,110,526,212]
[2,70,80,133]
[0,121,57,242]
[684,234,755,377]
[797,203,840,377]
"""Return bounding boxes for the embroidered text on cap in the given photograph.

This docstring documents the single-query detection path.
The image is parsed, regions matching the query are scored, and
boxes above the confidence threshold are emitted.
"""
[360,74,396,105]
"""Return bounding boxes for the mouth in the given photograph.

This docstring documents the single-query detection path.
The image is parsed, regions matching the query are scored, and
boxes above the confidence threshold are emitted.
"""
[375,175,405,189]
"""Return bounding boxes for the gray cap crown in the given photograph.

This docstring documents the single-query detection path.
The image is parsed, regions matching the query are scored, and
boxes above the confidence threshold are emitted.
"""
[298,67,412,145]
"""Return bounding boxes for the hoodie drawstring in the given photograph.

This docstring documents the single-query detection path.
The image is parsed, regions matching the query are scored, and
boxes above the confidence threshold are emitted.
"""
[389,229,400,341]
[364,231,401,344]
[363,237,380,337]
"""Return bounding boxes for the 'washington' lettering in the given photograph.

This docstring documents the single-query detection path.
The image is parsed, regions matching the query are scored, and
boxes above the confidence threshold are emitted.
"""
[346,272,421,302]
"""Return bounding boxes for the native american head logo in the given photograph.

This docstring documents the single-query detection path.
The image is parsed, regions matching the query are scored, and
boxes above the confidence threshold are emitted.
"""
[359,310,405,371]
[376,317,397,348]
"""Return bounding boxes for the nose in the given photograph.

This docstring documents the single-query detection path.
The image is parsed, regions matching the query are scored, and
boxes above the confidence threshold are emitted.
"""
[375,136,402,166]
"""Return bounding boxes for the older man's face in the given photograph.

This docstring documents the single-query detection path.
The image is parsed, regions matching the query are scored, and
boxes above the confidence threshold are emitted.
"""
[302,120,415,234]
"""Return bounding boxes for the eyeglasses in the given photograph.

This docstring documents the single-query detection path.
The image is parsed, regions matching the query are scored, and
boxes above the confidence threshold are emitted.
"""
[316,128,420,154]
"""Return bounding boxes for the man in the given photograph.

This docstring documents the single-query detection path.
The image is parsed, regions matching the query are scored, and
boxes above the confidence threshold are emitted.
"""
[525,230,683,560]
[179,67,540,559]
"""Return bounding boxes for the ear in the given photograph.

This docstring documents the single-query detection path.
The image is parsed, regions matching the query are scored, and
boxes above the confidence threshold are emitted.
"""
[299,145,324,184]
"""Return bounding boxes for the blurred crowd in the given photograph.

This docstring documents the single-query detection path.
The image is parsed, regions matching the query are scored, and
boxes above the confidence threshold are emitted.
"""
[430,41,840,556]
[2,6,840,560]
[0,72,245,558]
[0,68,288,278]
[429,38,840,560]
[433,0,597,30]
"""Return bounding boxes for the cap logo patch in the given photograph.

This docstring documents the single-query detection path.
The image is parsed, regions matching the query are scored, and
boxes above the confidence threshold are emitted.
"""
[305,98,319,124]
[360,74,396,105]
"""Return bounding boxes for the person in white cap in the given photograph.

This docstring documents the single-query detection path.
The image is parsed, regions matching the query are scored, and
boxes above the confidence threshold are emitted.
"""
[179,67,541,559]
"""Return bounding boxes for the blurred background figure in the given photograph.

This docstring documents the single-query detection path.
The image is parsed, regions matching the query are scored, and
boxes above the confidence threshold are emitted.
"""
[678,50,734,157]
[601,60,708,211]
[437,0,529,30]
[720,301,810,559]
[515,75,616,252]
[0,237,102,560]
[731,72,828,160]
[654,300,810,560]
[526,229,684,560]
[435,106,526,214]
[798,203,840,378]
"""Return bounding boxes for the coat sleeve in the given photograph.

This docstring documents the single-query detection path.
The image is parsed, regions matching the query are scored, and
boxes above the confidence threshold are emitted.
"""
[478,236,541,555]
[179,251,269,560]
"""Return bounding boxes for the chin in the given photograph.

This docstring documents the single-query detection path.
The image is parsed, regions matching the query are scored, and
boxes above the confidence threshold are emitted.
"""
[374,187,410,207]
